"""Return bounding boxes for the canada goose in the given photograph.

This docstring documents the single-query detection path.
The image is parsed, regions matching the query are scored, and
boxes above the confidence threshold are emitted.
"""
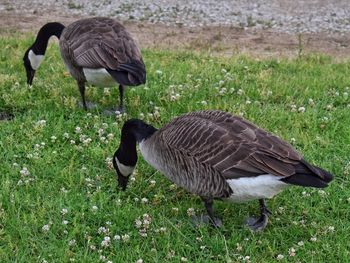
[113,110,333,231]
[23,17,146,112]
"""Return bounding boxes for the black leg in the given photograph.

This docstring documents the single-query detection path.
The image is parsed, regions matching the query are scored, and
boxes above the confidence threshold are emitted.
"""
[78,82,87,110]
[202,197,222,228]
[118,84,125,112]
[246,199,271,231]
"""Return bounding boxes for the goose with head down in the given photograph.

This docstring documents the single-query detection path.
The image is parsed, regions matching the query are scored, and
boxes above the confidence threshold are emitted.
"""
[23,17,146,112]
[113,110,333,230]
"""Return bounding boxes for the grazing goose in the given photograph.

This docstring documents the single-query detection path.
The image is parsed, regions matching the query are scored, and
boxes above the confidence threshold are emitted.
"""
[113,110,333,231]
[23,17,146,111]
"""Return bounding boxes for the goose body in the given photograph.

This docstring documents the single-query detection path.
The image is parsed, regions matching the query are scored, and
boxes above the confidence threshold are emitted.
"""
[113,110,333,230]
[24,17,146,111]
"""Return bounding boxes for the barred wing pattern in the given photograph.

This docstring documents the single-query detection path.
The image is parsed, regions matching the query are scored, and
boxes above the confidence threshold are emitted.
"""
[151,110,307,198]
[60,17,145,85]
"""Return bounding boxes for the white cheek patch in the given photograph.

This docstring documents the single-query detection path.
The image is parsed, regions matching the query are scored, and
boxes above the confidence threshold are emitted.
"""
[115,157,135,177]
[28,50,44,70]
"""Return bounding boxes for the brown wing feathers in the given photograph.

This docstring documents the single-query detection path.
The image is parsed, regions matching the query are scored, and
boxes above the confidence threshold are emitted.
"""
[162,111,332,189]
[62,17,145,85]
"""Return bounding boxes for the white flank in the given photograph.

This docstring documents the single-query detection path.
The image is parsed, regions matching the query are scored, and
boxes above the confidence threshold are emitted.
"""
[115,157,134,177]
[83,68,116,87]
[28,50,44,70]
[226,174,288,203]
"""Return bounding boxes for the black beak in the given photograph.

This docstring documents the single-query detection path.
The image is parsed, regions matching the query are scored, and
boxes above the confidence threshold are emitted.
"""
[27,69,35,85]
[117,173,130,191]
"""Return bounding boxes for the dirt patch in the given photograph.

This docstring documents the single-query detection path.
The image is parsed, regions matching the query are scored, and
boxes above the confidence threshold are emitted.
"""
[0,111,14,121]
[1,12,350,61]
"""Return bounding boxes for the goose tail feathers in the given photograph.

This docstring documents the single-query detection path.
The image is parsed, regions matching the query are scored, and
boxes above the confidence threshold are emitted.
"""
[108,60,146,86]
[281,159,333,188]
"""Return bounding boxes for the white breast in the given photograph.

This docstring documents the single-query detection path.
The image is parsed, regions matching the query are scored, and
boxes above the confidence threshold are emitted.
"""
[28,50,44,70]
[83,68,116,87]
[226,174,288,203]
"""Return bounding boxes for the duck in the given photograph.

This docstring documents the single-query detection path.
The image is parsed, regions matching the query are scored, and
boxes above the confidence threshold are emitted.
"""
[23,17,146,112]
[112,110,333,231]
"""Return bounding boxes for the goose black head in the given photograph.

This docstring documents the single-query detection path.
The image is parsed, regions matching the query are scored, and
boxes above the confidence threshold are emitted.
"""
[23,48,36,85]
[113,150,135,191]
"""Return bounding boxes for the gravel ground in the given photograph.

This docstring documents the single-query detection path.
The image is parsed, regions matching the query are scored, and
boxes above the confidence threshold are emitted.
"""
[1,0,350,33]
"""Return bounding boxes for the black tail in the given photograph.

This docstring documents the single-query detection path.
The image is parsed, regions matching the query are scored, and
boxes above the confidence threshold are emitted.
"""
[107,60,146,86]
[281,159,333,188]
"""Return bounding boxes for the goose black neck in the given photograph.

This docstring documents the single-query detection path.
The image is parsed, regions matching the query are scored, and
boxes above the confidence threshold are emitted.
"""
[32,22,65,55]
[115,119,157,166]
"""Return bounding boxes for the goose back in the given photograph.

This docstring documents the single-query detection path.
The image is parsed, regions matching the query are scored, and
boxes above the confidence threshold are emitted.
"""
[59,17,145,85]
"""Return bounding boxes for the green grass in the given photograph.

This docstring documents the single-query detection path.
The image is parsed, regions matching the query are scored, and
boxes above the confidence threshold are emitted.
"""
[1,34,350,263]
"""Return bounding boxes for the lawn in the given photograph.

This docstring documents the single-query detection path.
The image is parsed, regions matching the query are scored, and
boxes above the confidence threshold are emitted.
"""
[0,34,350,262]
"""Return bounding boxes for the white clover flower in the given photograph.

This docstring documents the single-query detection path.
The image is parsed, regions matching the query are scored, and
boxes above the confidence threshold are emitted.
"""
[298,106,306,113]
[236,243,243,251]
[51,136,57,142]
[62,220,69,225]
[101,236,111,247]
[276,254,284,260]
[143,220,151,228]
[98,128,105,137]
[61,208,68,215]
[308,98,315,106]
[68,239,76,246]
[70,140,75,145]
[20,167,30,176]
[326,104,333,111]
[143,214,151,221]
[135,219,142,229]
[42,224,50,232]
[288,247,296,257]
[187,207,195,216]
[310,236,317,242]
[156,70,163,75]
[297,241,304,246]
[181,257,188,262]
[172,207,179,212]
[121,234,130,242]
[134,197,139,202]
[237,89,244,95]
[92,205,98,212]
[136,259,143,263]
[149,180,156,187]
[104,88,111,95]
[201,100,208,105]
[75,127,81,133]
[139,229,147,237]
[141,198,148,204]
[328,226,335,232]
[200,245,206,250]
[107,133,114,140]
[290,104,297,112]
[36,120,46,126]
[113,235,121,241]
[246,100,251,104]
[98,226,108,234]
[99,255,106,261]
